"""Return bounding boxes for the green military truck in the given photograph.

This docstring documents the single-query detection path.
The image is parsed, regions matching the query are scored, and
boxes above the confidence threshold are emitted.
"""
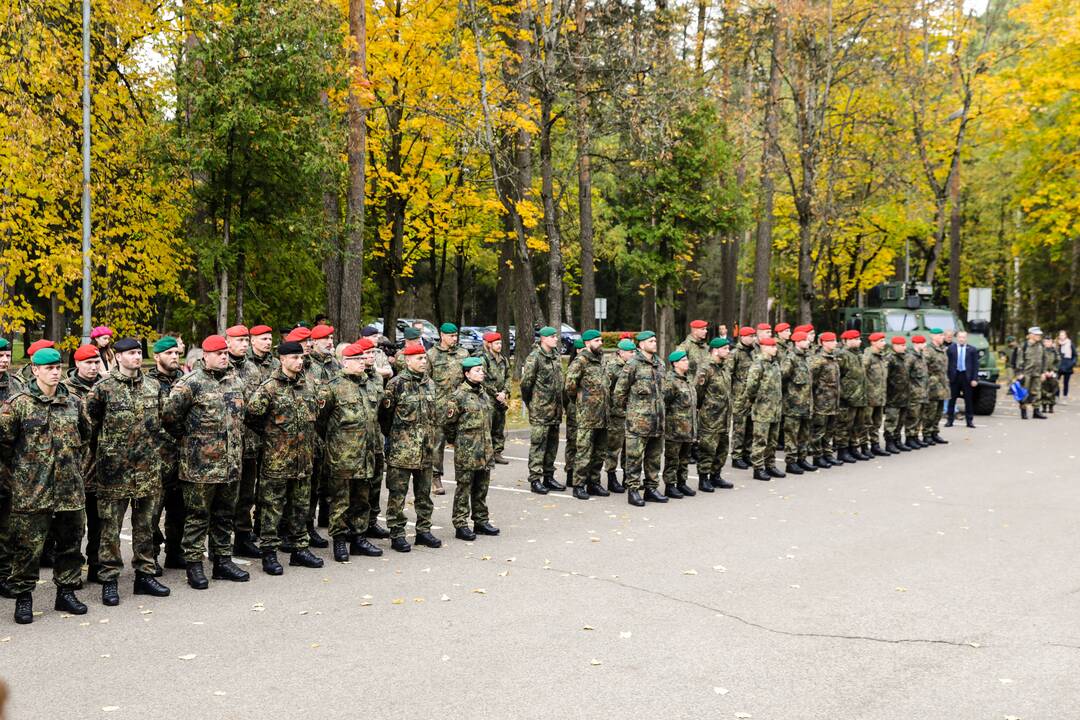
[841,282,1000,415]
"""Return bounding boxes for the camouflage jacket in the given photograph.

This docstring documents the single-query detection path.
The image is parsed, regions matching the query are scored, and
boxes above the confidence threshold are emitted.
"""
[307,351,342,385]
[247,350,280,380]
[862,349,889,407]
[924,343,949,400]
[83,369,164,500]
[230,352,265,459]
[837,346,868,407]
[147,367,182,470]
[675,335,710,379]
[1017,341,1045,378]
[379,368,437,470]
[907,350,929,404]
[478,347,510,406]
[362,368,385,457]
[0,381,88,512]
[61,368,96,401]
[696,356,733,430]
[564,347,608,429]
[319,372,377,480]
[885,350,911,408]
[245,369,321,480]
[444,380,494,471]
[162,367,246,484]
[730,342,758,413]
[780,347,813,418]
[1043,346,1060,374]
[743,355,783,423]
[613,350,665,438]
[663,370,697,441]
[809,350,841,416]
[0,371,23,488]
[428,344,470,407]
[520,345,564,426]
[605,355,627,419]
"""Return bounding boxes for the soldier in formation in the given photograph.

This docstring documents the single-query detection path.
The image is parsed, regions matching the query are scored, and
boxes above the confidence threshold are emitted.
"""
[520,327,565,495]
[443,357,500,540]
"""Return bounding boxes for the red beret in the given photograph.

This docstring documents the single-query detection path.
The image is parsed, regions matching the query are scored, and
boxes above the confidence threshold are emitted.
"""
[756,323,771,331]
[739,327,756,337]
[355,337,374,352]
[201,335,227,352]
[483,332,501,343]
[285,327,311,342]
[841,330,860,340]
[73,345,99,362]
[819,332,837,342]
[891,336,907,345]
[774,323,791,333]
[911,335,926,343]
[619,331,634,340]
[26,340,55,356]
[249,324,272,336]
[689,320,708,329]
[759,337,777,346]
[791,331,808,342]
[403,344,426,356]
[310,325,334,340]
[341,342,363,358]
[226,325,248,338]
[869,332,886,341]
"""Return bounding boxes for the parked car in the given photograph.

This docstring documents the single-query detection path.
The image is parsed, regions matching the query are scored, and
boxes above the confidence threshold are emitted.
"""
[372,318,439,349]
[459,326,486,353]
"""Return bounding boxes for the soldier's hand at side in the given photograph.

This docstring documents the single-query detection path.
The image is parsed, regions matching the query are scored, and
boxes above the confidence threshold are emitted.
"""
[970,380,977,387]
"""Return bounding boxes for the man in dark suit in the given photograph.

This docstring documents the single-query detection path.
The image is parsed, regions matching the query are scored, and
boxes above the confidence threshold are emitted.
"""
[946,330,979,428]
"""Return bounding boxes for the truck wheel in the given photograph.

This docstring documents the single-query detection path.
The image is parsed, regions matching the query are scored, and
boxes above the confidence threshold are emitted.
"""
[972,384,997,416]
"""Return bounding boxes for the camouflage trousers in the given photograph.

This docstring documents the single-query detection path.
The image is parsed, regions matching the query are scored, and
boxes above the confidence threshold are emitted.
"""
[624,433,663,491]
[432,427,447,479]
[369,452,384,527]
[98,495,157,581]
[863,406,885,446]
[181,481,239,563]
[883,406,910,440]
[904,403,923,438]
[492,404,507,456]
[326,474,373,539]
[573,426,607,487]
[527,424,560,483]
[152,466,184,560]
[259,475,311,552]
[751,420,780,469]
[1021,376,1042,408]
[233,456,260,536]
[662,439,692,487]
[385,466,434,539]
[1042,375,1058,406]
[698,415,730,476]
[452,468,491,528]
[782,415,811,463]
[922,401,944,437]
[838,406,870,448]
[309,444,330,526]
[7,510,84,595]
[0,484,11,583]
[730,410,753,461]
[603,417,626,473]
[810,413,838,457]
[84,490,102,574]
[563,420,577,477]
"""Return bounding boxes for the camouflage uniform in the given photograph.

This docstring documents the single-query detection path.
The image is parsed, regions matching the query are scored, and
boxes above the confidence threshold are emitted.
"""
[662,369,697,487]
[563,388,577,481]
[245,369,321,552]
[61,370,98,576]
[306,350,341,526]
[676,335,710,379]
[564,347,608,488]
[319,371,377,540]
[808,349,841,459]
[862,348,888,448]
[905,348,929,439]
[1041,344,1059,411]
[884,349,912,444]
[444,379,494,529]
[427,344,469,483]
[923,343,949,438]
[520,345,564,484]
[83,369,164,582]
[479,346,510,458]
[837,346,869,451]
[603,353,628,476]
[362,368,386,529]
[0,370,23,586]
[779,346,813,464]
[0,382,88,596]
[148,366,184,562]
[234,350,278,539]
[161,367,245,563]
[743,354,783,470]
[1017,340,1045,411]
[613,350,665,491]
[378,368,437,539]
[696,355,732,477]
[729,341,757,463]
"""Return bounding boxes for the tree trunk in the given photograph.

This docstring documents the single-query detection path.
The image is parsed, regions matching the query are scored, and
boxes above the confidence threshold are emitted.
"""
[751,10,783,322]
[340,0,368,338]
[320,89,342,329]
[948,161,961,312]
[217,203,230,333]
[797,209,813,322]
[574,0,596,332]
[235,245,245,324]
[540,96,562,330]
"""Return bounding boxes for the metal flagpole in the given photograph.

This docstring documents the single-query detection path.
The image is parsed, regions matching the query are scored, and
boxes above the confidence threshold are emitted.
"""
[81,0,92,342]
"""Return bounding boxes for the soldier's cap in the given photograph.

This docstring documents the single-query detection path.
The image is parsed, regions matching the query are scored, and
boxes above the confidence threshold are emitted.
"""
[635,330,655,342]
[689,319,708,329]
[31,348,62,365]
[869,332,886,342]
[759,337,777,346]
[361,325,379,337]
[201,335,228,353]
[912,335,927,344]
[310,325,334,340]
[90,325,113,339]
[355,337,375,352]
[617,339,636,351]
[756,323,771,331]
[0,338,9,351]
[404,327,422,340]
[539,326,558,337]
[483,331,501,343]
[841,330,860,340]
[709,337,729,349]
[26,339,55,356]
[249,324,273,337]
[668,350,688,363]
[226,324,249,338]
[73,344,100,362]
[775,322,791,333]
[891,336,906,345]
[462,356,483,371]
[582,329,601,342]
[819,332,837,342]
[1006,335,1016,342]
[153,336,178,354]
[341,342,363,358]
[403,344,426,356]
[738,327,755,337]
[574,339,585,349]
[439,322,458,335]
[113,338,141,353]
[1028,326,1043,335]
[791,331,808,342]
[619,331,634,340]
[929,328,943,335]
[278,341,304,356]
[285,327,311,342]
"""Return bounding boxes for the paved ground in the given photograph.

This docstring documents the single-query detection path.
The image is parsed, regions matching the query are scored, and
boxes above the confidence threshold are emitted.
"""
[2,394,1079,719]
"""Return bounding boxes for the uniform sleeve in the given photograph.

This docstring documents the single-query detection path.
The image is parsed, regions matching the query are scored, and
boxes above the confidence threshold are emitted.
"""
[0,400,18,462]
[378,378,399,436]
[564,356,584,397]
[244,381,272,432]
[443,392,461,444]
[161,382,193,439]
[743,362,763,406]
[612,360,635,410]
[82,383,107,446]
[519,352,537,406]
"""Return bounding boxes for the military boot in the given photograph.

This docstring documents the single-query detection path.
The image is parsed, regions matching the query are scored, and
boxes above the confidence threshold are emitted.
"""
[822,453,840,465]
[753,468,772,481]
[799,459,818,472]
[814,457,831,470]
[712,473,734,488]
[587,482,610,497]
[572,485,590,500]
[836,448,856,463]
[332,537,350,563]
[455,526,477,541]
[474,521,500,536]
[933,433,949,445]
[1033,409,1047,419]
[364,523,390,539]
[414,531,442,548]
[134,572,170,597]
[643,488,668,503]
[731,457,750,470]
[871,443,889,457]
[186,562,209,589]
[664,484,684,499]
[697,473,715,492]
[627,489,645,507]
[542,473,565,492]
[493,454,510,465]
[675,482,696,497]
[851,446,871,461]
[101,580,120,607]
[529,480,549,495]
[1020,406,1028,419]
[212,556,251,582]
[767,466,786,479]
[607,471,625,494]
[261,551,283,576]
[349,537,383,557]
[884,438,901,454]
[14,592,33,624]
[307,523,329,549]
[391,537,411,553]
[233,531,262,559]
[290,548,324,568]
[785,462,804,475]
[565,469,574,488]
[55,587,87,615]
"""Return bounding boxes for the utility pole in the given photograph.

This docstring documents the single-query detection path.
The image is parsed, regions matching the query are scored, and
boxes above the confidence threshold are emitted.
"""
[81,0,92,341]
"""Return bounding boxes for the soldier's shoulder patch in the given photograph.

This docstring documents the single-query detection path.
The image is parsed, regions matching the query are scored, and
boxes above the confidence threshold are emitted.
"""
[446,405,456,419]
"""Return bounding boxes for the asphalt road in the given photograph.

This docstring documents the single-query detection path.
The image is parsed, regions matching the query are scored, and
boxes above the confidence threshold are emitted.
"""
[2,394,1079,719]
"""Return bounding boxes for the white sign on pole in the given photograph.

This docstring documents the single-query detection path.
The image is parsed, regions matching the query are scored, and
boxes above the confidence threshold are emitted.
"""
[594,298,607,320]
[967,287,992,322]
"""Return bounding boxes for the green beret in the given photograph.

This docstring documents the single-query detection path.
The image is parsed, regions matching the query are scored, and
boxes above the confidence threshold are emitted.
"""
[0,338,9,351]
[404,327,421,340]
[581,329,601,342]
[668,350,687,363]
[709,337,729,349]
[574,339,585,349]
[439,322,458,334]
[636,331,655,342]
[617,339,636,352]
[539,326,557,337]
[929,328,943,335]
[153,336,178,353]
[461,356,483,370]
[31,348,62,366]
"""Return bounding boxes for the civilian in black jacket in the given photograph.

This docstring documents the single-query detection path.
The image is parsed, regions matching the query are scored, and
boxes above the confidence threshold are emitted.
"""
[946,331,980,427]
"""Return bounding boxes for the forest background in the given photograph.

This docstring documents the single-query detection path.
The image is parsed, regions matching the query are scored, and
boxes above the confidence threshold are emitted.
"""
[1,0,1077,370]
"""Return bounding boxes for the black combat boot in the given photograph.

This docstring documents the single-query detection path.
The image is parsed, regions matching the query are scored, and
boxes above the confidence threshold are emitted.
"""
[731,457,750,470]
[587,482,610,497]
[390,537,411,553]
[572,485,590,500]
[134,572,170,597]
[186,562,209,589]
[884,438,900,454]
[664,484,684,499]
[233,531,262,559]
[212,556,251,582]
[543,474,566,492]
[1033,409,1047,419]
[262,551,283,576]
[474,521,500,536]
[786,462,804,475]
[364,523,391,539]
[643,488,669,503]
[823,454,840,465]
[455,526,477,541]
[799,459,818,472]
[697,473,715,492]
[565,470,574,488]
[14,592,33,624]
[753,468,772,481]
[289,548,324,568]
[1020,406,1028,419]
[332,537,350,563]
[933,433,949,444]
[676,482,696,497]
[101,580,120,607]
[871,443,889,457]
[414,531,442,548]
[851,446,871,461]
[55,587,87,615]
[608,472,625,494]
[530,480,549,495]
[767,466,786,478]
[814,457,831,470]
[627,489,645,507]
[349,537,383,556]
[307,523,329,549]
[712,473,735,488]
